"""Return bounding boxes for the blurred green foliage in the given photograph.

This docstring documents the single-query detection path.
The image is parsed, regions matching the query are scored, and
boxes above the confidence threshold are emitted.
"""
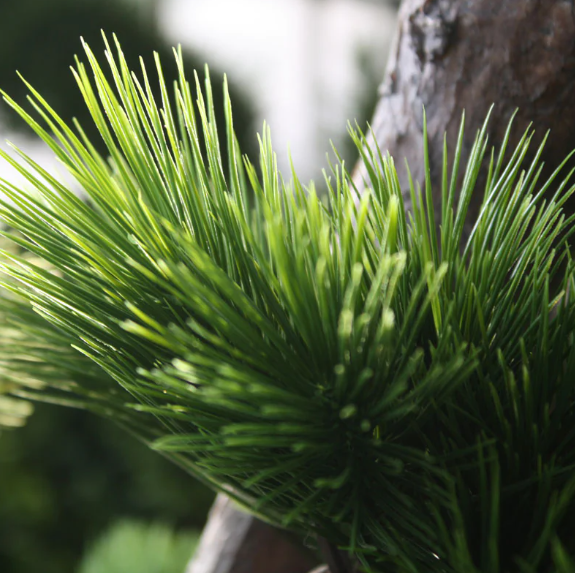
[0,405,213,573]
[78,520,199,573]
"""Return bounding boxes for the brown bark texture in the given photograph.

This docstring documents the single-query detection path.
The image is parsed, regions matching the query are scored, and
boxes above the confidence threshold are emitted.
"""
[186,494,316,573]
[188,1,575,572]
[362,0,575,231]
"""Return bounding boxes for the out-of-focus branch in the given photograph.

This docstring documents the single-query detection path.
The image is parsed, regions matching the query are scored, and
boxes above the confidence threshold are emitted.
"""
[186,494,316,573]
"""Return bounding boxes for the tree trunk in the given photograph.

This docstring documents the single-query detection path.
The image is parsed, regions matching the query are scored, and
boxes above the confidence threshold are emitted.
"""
[185,494,317,573]
[188,1,575,571]
[361,0,575,232]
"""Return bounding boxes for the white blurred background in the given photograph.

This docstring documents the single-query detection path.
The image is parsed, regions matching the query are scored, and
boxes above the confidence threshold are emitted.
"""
[0,0,397,186]
[159,0,397,181]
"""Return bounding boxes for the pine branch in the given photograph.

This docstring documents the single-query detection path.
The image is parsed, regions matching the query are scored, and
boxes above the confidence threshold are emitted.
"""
[0,33,575,572]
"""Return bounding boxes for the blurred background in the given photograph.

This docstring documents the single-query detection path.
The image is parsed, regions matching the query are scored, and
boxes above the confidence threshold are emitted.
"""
[0,0,398,571]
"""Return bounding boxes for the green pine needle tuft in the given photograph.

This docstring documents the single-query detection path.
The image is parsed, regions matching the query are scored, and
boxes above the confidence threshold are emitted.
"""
[1,33,575,572]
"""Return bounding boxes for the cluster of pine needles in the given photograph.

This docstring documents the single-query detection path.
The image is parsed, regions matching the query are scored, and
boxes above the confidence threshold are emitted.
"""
[1,34,575,573]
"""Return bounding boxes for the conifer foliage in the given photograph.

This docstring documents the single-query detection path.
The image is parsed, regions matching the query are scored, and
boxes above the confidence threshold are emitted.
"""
[2,35,575,572]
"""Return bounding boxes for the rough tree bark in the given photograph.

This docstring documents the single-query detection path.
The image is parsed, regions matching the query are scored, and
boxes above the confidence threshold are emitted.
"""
[366,0,575,231]
[187,1,575,571]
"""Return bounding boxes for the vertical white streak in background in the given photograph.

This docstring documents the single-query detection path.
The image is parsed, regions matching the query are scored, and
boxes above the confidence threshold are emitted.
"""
[159,0,397,182]
[159,0,318,178]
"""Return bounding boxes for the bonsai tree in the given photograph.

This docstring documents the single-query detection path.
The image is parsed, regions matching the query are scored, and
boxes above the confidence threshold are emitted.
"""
[2,32,575,572]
